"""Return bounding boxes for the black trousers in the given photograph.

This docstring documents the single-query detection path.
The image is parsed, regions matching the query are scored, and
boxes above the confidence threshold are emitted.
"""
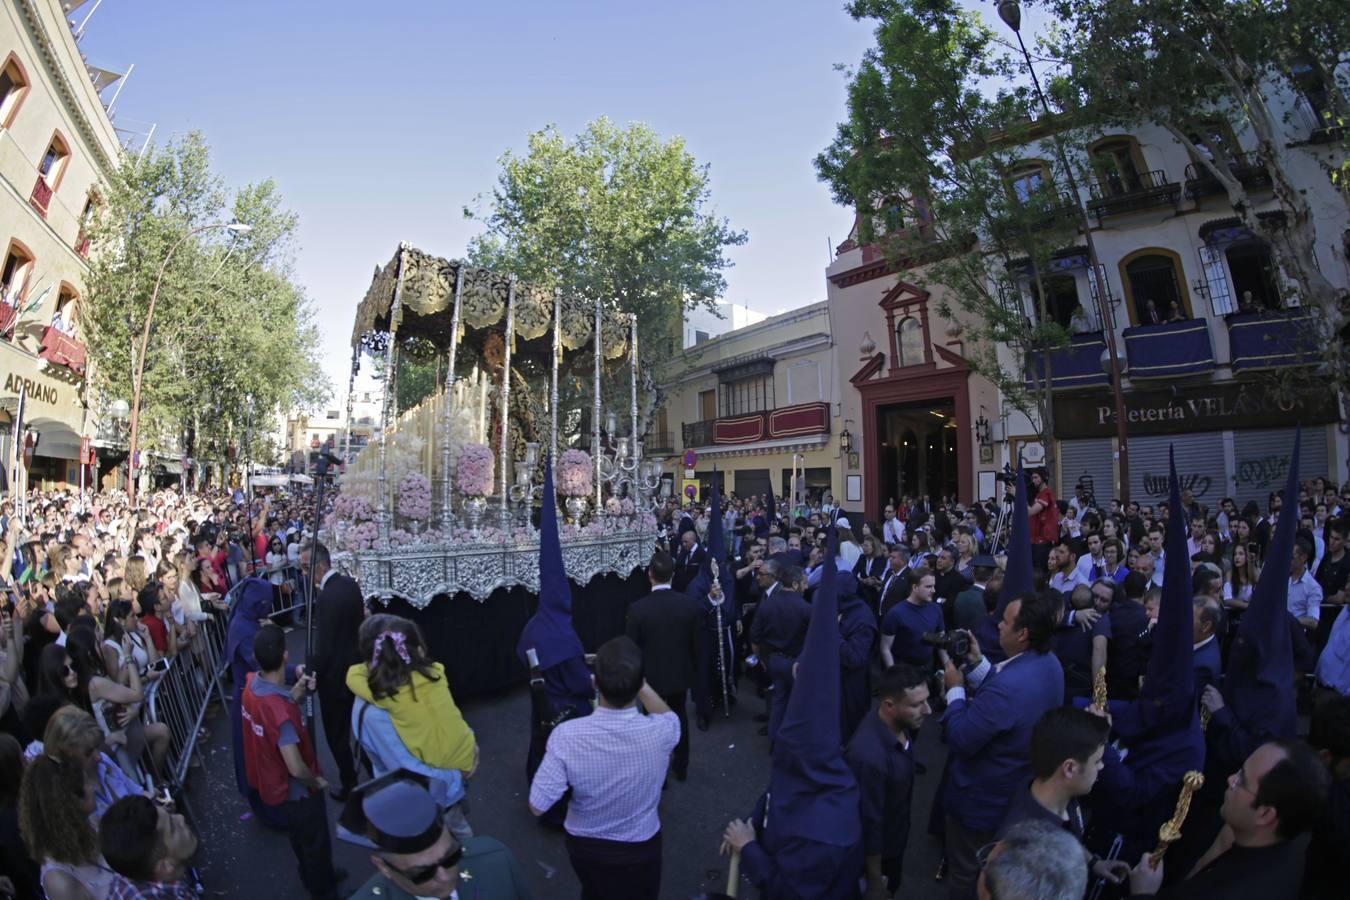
[659,691,690,775]
[269,791,340,900]
[565,830,662,900]
[944,816,995,900]
[318,681,356,790]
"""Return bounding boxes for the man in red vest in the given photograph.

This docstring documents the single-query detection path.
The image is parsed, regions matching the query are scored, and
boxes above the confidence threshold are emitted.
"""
[241,623,345,899]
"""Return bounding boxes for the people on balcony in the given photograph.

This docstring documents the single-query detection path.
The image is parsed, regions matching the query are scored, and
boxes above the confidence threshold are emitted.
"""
[1166,302,1187,323]
[1068,304,1094,335]
[1140,299,1162,325]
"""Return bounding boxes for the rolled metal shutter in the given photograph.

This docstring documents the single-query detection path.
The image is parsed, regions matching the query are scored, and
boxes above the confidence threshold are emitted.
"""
[1126,432,1226,511]
[1059,439,1115,510]
[1231,427,1328,512]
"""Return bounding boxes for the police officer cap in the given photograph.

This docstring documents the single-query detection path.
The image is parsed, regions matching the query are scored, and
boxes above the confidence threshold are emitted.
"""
[971,554,998,569]
[341,769,442,854]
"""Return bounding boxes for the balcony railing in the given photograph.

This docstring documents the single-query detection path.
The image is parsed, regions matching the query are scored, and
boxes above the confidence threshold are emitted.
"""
[1025,332,1111,391]
[0,303,16,338]
[1227,309,1320,372]
[645,430,675,455]
[1121,319,1216,379]
[682,419,714,448]
[1086,169,1180,221]
[681,402,831,449]
[1183,153,1272,199]
[38,326,87,375]
[30,175,53,219]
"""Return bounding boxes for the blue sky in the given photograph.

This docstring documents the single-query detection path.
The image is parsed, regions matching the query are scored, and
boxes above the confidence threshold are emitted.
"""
[77,1,1031,397]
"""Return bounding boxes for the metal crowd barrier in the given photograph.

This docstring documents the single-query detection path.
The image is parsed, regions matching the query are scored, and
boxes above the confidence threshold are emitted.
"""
[143,563,307,791]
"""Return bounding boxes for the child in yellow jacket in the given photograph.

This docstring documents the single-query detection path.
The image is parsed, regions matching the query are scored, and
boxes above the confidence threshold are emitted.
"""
[346,615,476,773]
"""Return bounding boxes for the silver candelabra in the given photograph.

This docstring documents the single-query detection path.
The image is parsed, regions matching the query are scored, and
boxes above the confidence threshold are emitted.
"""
[507,442,542,528]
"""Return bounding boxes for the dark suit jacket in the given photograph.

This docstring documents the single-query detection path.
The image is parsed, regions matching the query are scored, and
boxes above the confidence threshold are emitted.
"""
[673,544,706,591]
[313,571,365,692]
[626,587,703,696]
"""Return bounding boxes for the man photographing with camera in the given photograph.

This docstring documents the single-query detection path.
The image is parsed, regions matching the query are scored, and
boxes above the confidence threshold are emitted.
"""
[938,590,1064,899]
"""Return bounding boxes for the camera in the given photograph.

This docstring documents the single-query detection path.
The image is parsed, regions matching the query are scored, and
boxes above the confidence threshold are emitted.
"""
[994,465,1017,484]
[922,630,971,659]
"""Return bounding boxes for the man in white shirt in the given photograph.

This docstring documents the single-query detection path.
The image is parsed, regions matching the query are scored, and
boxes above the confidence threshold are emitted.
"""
[1287,539,1323,631]
[1146,525,1166,588]
[882,505,905,547]
[1074,533,1106,583]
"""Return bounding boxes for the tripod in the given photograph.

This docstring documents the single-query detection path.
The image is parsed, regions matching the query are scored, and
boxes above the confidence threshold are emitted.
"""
[302,449,340,733]
[990,491,1013,556]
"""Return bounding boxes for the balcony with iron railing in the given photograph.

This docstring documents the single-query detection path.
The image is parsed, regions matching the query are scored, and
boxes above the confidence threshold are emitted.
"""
[645,430,675,456]
[1086,169,1181,222]
[991,189,1081,244]
[1183,153,1272,199]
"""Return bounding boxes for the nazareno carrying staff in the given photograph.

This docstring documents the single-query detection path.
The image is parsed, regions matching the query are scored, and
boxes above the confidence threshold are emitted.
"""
[516,456,592,827]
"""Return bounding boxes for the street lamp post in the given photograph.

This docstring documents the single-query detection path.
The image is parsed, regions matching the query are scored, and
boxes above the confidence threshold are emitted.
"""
[997,0,1131,503]
[126,221,250,505]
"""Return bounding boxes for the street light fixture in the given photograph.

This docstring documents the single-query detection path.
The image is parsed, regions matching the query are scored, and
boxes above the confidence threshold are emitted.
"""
[127,221,251,504]
[994,1,1132,502]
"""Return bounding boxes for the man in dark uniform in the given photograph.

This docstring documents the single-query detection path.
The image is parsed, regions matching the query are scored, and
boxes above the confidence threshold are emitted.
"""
[721,538,865,897]
[626,551,702,779]
[750,559,809,742]
[517,460,593,827]
[672,529,705,592]
[846,663,929,897]
[837,570,878,744]
[1084,453,1205,868]
[343,769,534,899]
[302,539,363,801]
[686,484,740,731]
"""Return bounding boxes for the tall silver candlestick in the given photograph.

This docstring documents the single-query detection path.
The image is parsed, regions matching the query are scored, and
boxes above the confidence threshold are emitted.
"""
[593,294,603,513]
[440,266,464,529]
[376,244,408,551]
[499,277,516,525]
[629,313,638,451]
[551,287,561,469]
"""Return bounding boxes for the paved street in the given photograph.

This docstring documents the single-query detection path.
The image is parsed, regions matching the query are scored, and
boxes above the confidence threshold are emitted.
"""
[184,628,950,898]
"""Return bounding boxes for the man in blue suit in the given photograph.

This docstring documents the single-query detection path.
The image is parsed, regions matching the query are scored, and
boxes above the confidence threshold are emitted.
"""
[939,588,1064,899]
[1192,595,1223,706]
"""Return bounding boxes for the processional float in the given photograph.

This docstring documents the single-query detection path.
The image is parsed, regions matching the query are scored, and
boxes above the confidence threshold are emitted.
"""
[326,243,667,606]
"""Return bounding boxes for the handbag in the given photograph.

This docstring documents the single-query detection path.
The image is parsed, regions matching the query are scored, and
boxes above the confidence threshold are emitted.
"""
[337,703,372,836]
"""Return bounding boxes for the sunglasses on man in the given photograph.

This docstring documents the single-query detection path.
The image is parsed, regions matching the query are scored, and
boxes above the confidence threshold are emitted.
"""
[385,841,464,885]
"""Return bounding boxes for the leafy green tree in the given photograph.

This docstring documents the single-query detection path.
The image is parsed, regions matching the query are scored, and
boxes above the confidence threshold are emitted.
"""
[83,132,328,473]
[464,117,746,436]
[816,0,1084,473]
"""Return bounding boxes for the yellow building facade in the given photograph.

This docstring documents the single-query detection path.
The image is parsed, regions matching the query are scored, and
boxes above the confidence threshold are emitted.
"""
[657,301,841,506]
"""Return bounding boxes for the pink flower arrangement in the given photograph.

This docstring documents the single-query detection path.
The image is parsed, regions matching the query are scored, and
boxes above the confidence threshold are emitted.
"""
[331,493,373,522]
[397,472,433,521]
[557,449,594,497]
[341,521,379,551]
[457,444,495,496]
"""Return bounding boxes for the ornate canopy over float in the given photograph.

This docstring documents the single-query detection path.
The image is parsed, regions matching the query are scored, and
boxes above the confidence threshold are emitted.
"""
[326,243,666,606]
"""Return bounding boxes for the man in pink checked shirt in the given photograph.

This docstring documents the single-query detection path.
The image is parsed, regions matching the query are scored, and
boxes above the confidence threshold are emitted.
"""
[528,636,679,900]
